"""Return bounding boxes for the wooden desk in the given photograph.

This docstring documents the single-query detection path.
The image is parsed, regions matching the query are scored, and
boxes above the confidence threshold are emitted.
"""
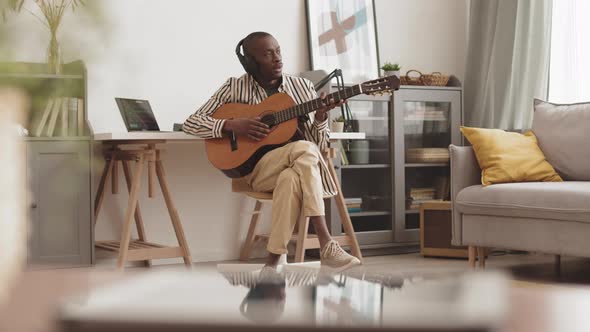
[93,133,198,269]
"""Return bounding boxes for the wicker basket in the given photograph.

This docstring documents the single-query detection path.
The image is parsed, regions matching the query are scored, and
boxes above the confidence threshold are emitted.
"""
[421,72,450,86]
[400,70,423,85]
[400,70,450,86]
[405,148,450,163]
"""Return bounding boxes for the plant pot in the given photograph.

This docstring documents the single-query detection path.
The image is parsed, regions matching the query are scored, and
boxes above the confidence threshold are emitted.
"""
[384,70,400,78]
[331,121,344,132]
[349,140,370,164]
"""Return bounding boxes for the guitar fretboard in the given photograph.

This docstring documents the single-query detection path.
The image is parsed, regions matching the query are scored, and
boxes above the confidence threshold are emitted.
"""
[272,84,362,125]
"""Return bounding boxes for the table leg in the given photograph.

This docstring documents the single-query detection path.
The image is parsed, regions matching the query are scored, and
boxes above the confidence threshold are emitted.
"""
[117,155,145,269]
[94,157,115,223]
[155,154,193,267]
[122,160,151,268]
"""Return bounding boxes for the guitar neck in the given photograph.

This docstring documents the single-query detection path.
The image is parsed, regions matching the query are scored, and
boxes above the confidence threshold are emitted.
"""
[273,84,363,125]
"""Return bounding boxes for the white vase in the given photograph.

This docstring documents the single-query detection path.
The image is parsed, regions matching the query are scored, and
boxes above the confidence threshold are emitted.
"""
[331,121,344,132]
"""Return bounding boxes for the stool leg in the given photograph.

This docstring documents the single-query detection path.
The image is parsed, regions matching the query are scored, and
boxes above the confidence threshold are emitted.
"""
[477,247,486,269]
[295,217,310,263]
[117,155,145,270]
[325,157,363,262]
[112,158,119,194]
[155,156,193,267]
[94,157,115,223]
[122,160,151,268]
[240,200,263,262]
[468,246,476,269]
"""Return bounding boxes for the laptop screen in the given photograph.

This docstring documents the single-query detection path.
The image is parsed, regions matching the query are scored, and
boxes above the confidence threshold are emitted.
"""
[115,98,160,131]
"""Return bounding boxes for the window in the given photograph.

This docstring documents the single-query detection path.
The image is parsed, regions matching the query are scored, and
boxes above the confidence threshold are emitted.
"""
[549,0,590,103]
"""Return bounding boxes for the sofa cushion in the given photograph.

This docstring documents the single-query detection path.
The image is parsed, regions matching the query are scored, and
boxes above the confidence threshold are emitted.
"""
[460,126,562,186]
[456,182,590,223]
[532,99,590,180]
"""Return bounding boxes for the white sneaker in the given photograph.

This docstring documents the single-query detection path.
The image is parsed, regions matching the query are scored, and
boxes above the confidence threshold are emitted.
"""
[258,266,285,285]
[320,240,361,271]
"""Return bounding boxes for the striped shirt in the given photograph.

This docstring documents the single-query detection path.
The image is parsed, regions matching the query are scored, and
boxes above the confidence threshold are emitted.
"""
[182,73,337,196]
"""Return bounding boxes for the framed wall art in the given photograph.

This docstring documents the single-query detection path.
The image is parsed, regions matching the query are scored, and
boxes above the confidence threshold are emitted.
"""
[306,0,380,84]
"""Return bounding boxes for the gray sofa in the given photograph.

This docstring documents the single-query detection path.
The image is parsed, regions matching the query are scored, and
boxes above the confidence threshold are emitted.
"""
[450,99,590,265]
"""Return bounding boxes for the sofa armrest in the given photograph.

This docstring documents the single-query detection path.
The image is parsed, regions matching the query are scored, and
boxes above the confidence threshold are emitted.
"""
[449,145,481,245]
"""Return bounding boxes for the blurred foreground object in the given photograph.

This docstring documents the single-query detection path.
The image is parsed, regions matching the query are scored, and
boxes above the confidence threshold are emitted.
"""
[0,86,28,304]
[2,0,86,73]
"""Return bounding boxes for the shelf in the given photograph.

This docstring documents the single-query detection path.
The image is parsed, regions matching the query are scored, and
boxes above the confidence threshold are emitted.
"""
[404,118,448,122]
[342,164,390,169]
[354,116,388,121]
[405,210,420,214]
[349,211,391,217]
[23,136,91,142]
[405,163,448,168]
[329,132,366,140]
[0,73,84,80]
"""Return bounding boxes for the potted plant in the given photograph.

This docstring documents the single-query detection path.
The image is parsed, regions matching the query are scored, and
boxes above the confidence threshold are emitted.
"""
[331,115,345,132]
[381,62,401,78]
[2,0,97,74]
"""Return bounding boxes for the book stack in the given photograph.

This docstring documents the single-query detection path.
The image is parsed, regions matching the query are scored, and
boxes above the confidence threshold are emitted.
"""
[29,97,85,137]
[406,187,439,210]
[405,109,447,121]
[344,197,362,213]
[405,148,449,163]
[338,140,349,165]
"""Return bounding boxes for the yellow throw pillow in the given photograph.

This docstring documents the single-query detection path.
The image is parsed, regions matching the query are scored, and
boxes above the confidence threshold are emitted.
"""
[460,126,562,186]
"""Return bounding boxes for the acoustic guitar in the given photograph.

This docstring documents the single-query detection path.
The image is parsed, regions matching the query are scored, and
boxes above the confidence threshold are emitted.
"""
[205,75,400,178]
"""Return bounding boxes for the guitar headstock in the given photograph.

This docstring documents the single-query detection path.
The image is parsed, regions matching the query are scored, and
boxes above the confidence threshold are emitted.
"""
[360,75,401,96]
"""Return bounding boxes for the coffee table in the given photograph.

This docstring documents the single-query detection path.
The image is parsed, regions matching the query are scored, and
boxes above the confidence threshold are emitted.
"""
[58,265,509,332]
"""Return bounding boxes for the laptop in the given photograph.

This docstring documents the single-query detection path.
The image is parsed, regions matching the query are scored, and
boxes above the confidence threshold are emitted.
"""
[116,97,168,132]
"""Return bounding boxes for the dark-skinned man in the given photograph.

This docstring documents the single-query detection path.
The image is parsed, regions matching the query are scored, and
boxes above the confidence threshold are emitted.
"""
[183,31,360,271]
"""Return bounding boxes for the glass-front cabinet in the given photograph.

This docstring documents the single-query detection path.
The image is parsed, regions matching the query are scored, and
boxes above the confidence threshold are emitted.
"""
[393,86,462,242]
[328,94,395,246]
[328,85,462,248]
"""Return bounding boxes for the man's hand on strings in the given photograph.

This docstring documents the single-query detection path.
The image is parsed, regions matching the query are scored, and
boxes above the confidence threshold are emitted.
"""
[315,92,346,122]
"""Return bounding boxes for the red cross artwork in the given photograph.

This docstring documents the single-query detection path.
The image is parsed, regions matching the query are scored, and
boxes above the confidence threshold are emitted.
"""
[318,11,356,54]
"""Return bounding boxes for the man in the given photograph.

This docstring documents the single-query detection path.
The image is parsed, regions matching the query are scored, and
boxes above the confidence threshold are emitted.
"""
[183,31,360,270]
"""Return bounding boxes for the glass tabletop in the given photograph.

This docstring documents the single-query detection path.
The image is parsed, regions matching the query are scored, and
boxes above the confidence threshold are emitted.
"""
[59,265,509,331]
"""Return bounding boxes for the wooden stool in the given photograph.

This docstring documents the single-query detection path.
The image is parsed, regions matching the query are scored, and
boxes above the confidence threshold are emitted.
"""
[235,147,363,263]
[94,141,192,269]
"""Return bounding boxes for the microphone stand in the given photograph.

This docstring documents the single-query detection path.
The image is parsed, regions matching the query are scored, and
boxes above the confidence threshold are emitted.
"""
[314,69,354,132]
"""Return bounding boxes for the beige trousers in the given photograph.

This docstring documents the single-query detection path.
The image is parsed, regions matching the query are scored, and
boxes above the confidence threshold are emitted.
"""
[243,140,325,255]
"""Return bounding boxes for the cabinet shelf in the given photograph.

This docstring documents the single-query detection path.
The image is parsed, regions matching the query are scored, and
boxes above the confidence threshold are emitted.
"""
[404,118,448,122]
[405,163,448,168]
[355,116,388,121]
[405,210,420,215]
[349,211,391,217]
[342,164,390,169]
[0,73,84,80]
[23,136,91,142]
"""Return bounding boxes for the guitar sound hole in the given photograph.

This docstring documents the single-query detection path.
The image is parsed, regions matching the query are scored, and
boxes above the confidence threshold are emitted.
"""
[261,114,276,128]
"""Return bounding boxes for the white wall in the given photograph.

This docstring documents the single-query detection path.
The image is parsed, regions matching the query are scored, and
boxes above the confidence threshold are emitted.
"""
[6,0,467,263]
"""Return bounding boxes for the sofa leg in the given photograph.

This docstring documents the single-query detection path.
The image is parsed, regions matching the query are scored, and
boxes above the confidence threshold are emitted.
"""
[468,246,476,269]
[555,255,561,278]
[477,247,486,269]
